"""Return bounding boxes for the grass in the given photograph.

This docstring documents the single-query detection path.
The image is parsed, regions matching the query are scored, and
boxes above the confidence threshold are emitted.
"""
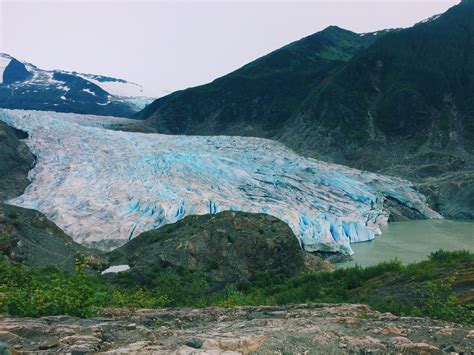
[0,250,472,324]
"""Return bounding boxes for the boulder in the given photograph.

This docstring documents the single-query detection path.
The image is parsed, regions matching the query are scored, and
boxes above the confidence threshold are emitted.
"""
[106,211,333,289]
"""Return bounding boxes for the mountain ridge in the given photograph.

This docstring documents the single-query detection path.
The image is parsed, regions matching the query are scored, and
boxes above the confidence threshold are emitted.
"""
[0,53,155,117]
[136,26,386,136]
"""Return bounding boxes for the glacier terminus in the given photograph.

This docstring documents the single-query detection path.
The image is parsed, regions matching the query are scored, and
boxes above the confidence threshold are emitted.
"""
[0,109,441,254]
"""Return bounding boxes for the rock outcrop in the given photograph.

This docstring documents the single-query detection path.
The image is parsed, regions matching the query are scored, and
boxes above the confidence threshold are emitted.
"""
[0,121,34,201]
[106,211,333,289]
[0,203,95,272]
[416,171,474,220]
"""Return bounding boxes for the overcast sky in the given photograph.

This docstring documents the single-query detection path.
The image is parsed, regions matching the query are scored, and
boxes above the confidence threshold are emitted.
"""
[0,0,460,97]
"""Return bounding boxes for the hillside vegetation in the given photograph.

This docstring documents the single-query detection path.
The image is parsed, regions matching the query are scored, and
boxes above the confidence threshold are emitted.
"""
[0,250,472,325]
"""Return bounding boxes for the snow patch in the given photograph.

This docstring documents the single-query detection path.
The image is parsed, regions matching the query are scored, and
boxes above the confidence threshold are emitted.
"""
[420,14,441,24]
[0,56,12,84]
[101,265,130,274]
[121,97,155,111]
[78,74,154,98]
[83,88,97,96]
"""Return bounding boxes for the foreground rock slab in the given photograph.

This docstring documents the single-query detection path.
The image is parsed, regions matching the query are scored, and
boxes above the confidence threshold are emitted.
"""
[0,304,472,354]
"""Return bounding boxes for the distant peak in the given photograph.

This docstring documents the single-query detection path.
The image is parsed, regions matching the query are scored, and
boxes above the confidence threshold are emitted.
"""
[321,25,351,33]
[0,53,14,60]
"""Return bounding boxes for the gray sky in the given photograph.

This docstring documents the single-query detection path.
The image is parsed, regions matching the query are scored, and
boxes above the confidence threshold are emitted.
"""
[0,0,460,97]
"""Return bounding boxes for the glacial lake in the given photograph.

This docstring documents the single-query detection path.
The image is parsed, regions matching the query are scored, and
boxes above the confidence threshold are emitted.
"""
[336,219,474,268]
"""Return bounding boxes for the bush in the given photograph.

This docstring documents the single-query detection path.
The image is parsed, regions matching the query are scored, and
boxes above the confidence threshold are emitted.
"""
[0,235,11,253]
[0,255,109,317]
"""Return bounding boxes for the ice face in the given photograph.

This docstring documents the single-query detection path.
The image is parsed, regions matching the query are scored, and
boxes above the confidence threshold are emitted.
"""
[0,109,441,253]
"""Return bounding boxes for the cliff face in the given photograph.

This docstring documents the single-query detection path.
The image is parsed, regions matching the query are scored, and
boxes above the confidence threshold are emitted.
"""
[0,121,34,201]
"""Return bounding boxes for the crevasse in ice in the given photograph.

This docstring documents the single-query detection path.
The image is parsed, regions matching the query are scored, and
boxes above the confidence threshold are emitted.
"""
[0,109,441,253]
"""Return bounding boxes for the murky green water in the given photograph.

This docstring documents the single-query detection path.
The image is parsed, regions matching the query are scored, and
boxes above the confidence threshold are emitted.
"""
[336,219,474,268]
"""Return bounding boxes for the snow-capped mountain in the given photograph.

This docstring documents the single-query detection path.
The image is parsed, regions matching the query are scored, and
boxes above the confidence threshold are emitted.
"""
[0,53,155,117]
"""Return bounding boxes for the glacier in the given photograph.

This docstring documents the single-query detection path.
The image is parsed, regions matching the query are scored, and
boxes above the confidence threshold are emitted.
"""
[0,109,441,253]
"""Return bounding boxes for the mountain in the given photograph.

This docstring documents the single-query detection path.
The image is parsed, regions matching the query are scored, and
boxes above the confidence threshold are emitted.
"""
[279,0,474,218]
[0,53,155,117]
[137,26,386,135]
[137,1,474,219]
[278,0,474,171]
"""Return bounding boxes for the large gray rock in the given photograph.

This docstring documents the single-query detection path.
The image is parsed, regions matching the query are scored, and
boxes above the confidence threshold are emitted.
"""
[107,211,333,289]
[0,121,34,201]
[0,203,98,272]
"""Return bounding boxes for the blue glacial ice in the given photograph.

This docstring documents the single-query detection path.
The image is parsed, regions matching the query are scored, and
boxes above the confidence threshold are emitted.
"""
[0,109,441,253]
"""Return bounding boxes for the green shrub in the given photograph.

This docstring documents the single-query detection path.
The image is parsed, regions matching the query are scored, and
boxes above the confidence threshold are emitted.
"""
[0,235,11,253]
